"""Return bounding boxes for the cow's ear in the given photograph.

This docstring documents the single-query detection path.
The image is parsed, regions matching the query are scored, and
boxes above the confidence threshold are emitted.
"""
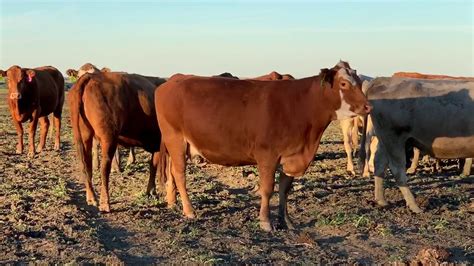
[0,70,5,77]
[26,69,36,82]
[320,68,337,87]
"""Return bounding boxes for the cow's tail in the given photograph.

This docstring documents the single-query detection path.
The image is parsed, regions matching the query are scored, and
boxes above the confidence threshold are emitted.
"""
[158,140,169,190]
[68,75,92,179]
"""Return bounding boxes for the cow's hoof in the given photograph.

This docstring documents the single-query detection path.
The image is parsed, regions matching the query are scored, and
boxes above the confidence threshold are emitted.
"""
[16,149,22,154]
[27,151,35,158]
[87,199,98,207]
[54,144,60,151]
[260,221,272,232]
[376,199,389,207]
[406,168,416,174]
[99,204,111,213]
[408,205,423,214]
[362,172,370,178]
[347,170,356,176]
[184,212,196,219]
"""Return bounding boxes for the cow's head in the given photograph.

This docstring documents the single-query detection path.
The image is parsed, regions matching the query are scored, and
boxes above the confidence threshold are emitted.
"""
[320,61,371,120]
[77,63,100,78]
[66,69,79,79]
[3,65,36,101]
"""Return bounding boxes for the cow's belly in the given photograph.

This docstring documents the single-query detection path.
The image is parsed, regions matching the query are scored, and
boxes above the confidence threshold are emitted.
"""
[431,136,474,158]
[188,140,255,166]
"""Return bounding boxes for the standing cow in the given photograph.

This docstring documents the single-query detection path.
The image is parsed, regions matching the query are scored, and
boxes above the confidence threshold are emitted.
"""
[156,61,371,231]
[68,71,166,212]
[1,65,64,156]
[360,77,474,213]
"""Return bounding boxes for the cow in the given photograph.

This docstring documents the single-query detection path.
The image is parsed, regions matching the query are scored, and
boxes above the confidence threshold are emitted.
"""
[340,77,372,175]
[360,77,474,213]
[1,65,64,157]
[253,71,295,81]
[66,63,136,172]
[393,72,473,176]
[68,71,166,212]
[213,72,239,79]
[156,61,371,231]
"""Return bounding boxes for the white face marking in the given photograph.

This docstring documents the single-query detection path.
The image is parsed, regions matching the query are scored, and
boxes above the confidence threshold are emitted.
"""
[335,90,357,120]
[337,68,357,86]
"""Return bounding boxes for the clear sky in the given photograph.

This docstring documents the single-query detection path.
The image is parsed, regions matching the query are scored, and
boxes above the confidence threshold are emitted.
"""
[0,0,473,78]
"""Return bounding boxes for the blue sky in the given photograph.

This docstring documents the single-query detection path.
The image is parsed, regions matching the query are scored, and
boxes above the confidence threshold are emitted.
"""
[1,0,472,78]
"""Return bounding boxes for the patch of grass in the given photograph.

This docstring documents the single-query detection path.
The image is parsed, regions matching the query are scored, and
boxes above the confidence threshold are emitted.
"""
[132,192,162,207]
[433,218,449,230]
[353,215,372,228]
[376,224,393,237]
[52,178,68,199]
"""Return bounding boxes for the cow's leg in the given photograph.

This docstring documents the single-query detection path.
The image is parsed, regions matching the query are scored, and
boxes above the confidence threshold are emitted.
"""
[256,160,277,232]
[37,116,50,153]
[278,171,294,229]
[351,117,359,157]
[146,151,159,196]
[78,119,96,206]
[407,147,421,174]
[112,148,122,173]
[340,119,355,176]
[373,141,389,206]
[98,139,117,212]
[166,138,194,218]
[12,118,24,154]
[126,148,136,167]
[52,113,61,150]
[166,158,177,208]
[27,110,40,157]
[462,158,472,176]
[92,138,100,171]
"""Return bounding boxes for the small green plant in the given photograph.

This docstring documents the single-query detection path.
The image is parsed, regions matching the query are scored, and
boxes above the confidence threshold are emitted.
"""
[353,215,371,228]
[377,224,393,237]
[52,178,68,199]
[433,218,449,230]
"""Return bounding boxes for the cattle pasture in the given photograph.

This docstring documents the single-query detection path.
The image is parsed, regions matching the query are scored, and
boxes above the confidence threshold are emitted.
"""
[0,89,472,263]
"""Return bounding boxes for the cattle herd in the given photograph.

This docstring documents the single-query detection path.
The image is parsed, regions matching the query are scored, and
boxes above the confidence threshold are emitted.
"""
[1,62,473,232]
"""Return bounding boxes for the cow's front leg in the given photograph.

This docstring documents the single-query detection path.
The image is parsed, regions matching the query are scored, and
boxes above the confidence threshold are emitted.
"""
[12,118,24,154]
[257,162,277,232]
[278,170,295,229]
[37,116,50,153]
[27,110,40,158]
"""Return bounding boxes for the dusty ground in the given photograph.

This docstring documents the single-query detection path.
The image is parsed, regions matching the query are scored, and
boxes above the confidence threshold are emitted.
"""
[0,89,473,264]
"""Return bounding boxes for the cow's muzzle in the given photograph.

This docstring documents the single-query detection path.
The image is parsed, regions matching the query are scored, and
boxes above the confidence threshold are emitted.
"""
[10,92,22,100]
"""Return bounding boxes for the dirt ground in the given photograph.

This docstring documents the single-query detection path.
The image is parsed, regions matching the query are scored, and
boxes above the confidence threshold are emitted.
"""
[0,89,473,264]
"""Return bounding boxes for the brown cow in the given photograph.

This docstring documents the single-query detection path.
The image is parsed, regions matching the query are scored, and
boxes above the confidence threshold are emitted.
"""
[393,72,474,81]
[1,65,64,156]
[156,61,371,231]
[66,63,136,172]
[68,71,166,212]
[253,71,295,81]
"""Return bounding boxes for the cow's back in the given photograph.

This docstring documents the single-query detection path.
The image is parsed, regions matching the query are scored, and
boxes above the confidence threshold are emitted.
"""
[34,66,65,116]
[368,77,474,158]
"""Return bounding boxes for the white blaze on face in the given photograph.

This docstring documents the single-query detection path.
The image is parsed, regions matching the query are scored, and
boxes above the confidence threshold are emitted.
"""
[334,68,358,120]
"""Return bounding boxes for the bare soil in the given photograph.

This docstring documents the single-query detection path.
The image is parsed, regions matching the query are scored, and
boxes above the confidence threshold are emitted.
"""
[0,90,472,264]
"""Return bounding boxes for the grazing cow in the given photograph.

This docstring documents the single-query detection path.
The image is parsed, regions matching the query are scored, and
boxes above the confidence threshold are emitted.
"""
[360,77,474,213]
[66,63,136,171]
[340,77,372,175]
[1,65,64,156]
[68,71,166,211]
[156,61,371,231]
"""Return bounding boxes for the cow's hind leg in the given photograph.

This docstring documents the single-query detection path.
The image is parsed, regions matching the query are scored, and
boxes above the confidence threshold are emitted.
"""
[462,158,472,176]
[256,159,278,232]
[406,147,420,174]
[146,151,159,196]
[127,148,136,167]
[112,148,122,173]
[278,171,294,229]
[341,119,355,176]
[78,119,96,206]
[98,139,118,212]
[167,137,194,218]
[373,141,389,207]
[37,116,50,153]
[92,138,100,171]
[52,111,61,151]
